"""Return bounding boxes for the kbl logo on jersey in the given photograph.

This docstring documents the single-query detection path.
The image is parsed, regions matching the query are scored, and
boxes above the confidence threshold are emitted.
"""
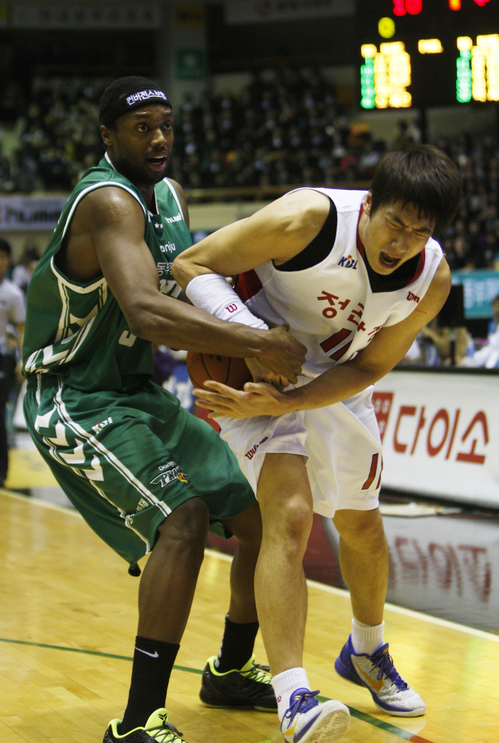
[338,255,358,269]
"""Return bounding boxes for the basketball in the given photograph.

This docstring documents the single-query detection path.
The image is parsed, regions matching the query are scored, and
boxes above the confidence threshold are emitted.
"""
[186,351,252,390]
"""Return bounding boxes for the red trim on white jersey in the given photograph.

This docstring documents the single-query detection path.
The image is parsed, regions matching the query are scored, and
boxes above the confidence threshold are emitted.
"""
[235,270,263,302]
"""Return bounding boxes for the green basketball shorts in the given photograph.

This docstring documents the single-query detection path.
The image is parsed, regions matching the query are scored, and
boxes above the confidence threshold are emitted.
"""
[24,375,255,567]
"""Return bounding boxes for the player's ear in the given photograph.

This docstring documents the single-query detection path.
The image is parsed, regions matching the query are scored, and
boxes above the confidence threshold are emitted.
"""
[364,192,372,215]
[100,124,114,147]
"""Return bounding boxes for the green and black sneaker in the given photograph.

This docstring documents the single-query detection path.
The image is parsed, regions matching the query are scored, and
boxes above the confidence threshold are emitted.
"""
[103,708,187,742]
[199,654,277,712]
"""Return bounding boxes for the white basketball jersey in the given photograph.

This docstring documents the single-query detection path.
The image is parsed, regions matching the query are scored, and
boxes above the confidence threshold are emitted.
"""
[236,188,444,379]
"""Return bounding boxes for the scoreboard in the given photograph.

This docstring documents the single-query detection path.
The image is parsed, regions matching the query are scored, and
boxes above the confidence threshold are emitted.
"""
[356,0,499,108]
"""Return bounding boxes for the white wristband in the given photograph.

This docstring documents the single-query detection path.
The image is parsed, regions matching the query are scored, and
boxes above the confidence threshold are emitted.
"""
[186,273,268,330]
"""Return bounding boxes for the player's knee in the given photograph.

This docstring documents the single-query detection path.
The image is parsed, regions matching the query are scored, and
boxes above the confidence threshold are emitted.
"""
[267,492,313,548]
[334,508,387,553]
[156,497,209,559]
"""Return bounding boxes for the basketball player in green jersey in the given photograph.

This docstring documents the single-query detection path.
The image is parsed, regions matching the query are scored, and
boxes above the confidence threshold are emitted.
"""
[22,77,306,743]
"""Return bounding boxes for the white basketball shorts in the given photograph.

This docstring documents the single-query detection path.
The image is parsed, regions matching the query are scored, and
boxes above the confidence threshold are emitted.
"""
[218,385,383,518]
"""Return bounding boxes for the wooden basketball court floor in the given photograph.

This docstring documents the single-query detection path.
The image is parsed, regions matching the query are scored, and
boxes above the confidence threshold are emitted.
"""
[1,445,498,743]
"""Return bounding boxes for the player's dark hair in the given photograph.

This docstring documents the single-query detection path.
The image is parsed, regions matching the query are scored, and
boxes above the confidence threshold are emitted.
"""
[370,145,461,235]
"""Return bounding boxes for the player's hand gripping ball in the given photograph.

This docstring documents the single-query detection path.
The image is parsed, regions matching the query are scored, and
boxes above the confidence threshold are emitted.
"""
[186,351,251,391]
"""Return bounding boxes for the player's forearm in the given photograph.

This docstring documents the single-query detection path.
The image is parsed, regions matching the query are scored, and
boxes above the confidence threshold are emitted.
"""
[129,298,273,359]
[281,362,381,412]
[183,272,268,329]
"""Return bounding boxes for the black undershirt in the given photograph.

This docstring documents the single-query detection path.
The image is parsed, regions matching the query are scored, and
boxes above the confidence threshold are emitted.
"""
[364,251,421,293]
[275,197,338,272]
[275,195,422,293]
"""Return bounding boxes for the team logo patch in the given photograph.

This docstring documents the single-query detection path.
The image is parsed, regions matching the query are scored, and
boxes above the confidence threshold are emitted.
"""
[150,461,189,487]
[338,254,358,269]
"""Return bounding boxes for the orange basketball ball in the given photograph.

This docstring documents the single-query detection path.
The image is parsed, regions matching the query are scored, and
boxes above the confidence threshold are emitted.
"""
[186,352,252,390]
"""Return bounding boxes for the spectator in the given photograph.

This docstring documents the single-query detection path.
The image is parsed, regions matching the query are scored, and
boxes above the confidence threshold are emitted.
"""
[462,324,499,368]
[419,319,473,366]
[11,243,41,297]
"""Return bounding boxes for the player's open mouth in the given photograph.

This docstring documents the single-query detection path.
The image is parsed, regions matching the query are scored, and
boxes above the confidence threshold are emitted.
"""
[147,156,168,170]
[379,252,401,269]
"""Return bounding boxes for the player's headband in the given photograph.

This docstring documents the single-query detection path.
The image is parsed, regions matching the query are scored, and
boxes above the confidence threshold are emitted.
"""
[100,86,171,127]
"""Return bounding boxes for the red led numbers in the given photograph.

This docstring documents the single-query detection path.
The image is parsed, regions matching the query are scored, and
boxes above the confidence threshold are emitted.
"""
[393,0,422,15]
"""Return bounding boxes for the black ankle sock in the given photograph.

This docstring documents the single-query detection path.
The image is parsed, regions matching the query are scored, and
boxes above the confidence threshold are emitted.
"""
[119,637,179,734]
[215,615,259,673]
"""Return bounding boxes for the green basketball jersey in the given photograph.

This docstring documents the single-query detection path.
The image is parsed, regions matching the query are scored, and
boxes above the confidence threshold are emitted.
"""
[23,154,192,392]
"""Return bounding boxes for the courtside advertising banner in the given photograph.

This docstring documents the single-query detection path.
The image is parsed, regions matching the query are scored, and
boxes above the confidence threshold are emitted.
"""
[374,370,499,508]
[0,196,67,230]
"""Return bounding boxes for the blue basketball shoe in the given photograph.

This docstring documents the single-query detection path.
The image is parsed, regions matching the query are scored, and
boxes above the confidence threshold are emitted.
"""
[334,636,426,717]
[280,688,350,742]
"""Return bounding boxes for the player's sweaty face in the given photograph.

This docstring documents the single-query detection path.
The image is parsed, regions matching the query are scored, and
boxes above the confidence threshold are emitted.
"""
[363,199,435,275]
[111,105,174,186]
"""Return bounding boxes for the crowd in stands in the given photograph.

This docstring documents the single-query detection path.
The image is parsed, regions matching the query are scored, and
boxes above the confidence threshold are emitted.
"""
[0,77,105,194]
[2,70,499,273]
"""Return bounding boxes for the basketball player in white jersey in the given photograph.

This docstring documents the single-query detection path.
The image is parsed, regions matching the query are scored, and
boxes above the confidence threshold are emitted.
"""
[172,145,461,741]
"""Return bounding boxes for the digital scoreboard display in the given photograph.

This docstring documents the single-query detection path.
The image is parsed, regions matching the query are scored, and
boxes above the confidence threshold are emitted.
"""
[356,0,499,108]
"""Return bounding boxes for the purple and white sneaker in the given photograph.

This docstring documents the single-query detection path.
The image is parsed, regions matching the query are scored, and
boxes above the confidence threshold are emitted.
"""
[334,635,426,717]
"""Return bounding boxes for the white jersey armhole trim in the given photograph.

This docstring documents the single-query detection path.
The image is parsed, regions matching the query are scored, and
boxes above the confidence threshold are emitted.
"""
[50,180,146,292]
[163,178,184,220]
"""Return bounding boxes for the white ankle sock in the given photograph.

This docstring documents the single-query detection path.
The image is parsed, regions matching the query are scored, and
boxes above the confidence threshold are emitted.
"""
[351,618,385,656]
[271,667,311,722]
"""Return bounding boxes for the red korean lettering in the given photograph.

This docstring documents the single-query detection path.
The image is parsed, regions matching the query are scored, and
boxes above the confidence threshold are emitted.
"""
[427,409,450,457]
[317,290,339,319]
[445,409,460,460]
[393,406,417,453]
[456,411,488,464]
[347,303,364,326]
[410,406,426,454]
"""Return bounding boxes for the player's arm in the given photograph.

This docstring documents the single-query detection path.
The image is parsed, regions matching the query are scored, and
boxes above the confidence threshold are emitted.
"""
[171,189,328,382]
[66,187,306,373]
[194,259,452,418]
[172,188,330,282]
